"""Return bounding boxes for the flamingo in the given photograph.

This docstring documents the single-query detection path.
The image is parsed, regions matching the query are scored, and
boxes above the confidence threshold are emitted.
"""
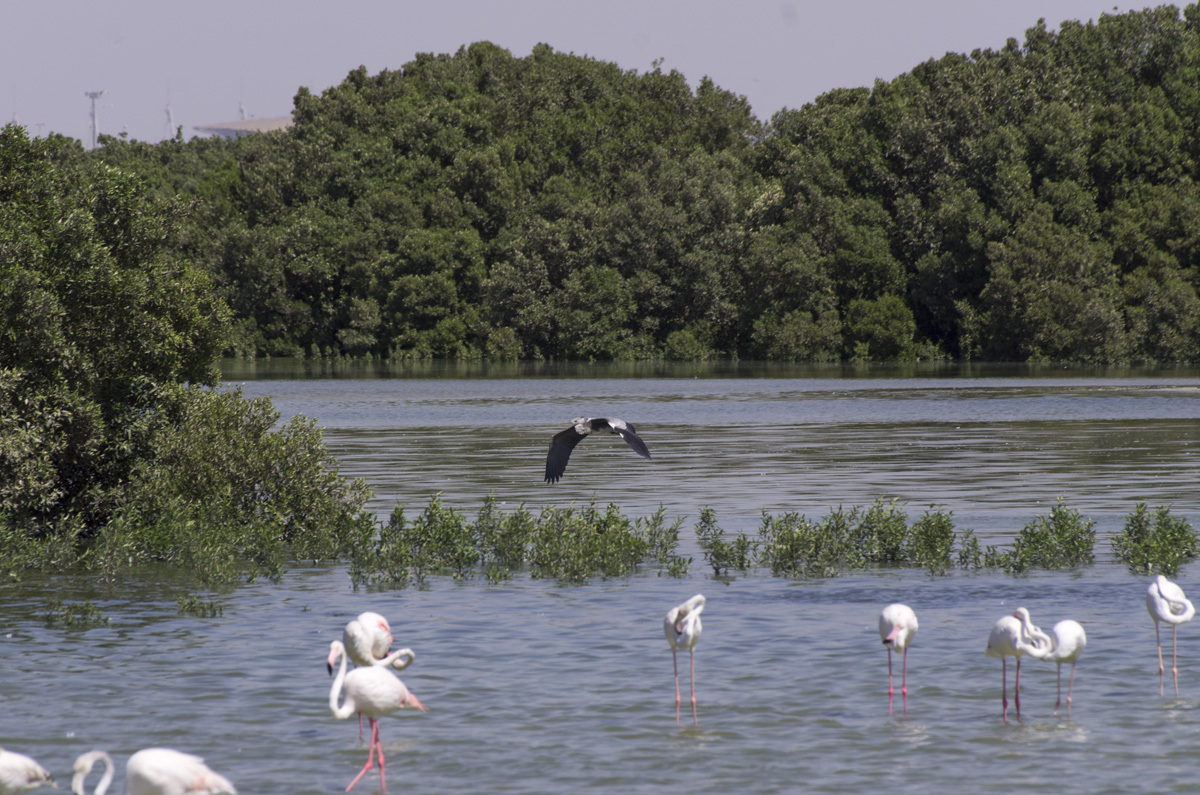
[664,594,705,727]
[1041,620,1087,715]
[338,612,412,739]
[1147,574,1195,697]
[879,603,918,716]
[0,748,53,794]
[985,607,1051,722]
[71,748,236,795]
[328,640,427,792]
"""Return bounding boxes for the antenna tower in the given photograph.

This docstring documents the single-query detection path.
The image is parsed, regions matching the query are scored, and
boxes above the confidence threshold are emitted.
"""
[85,90,107,149]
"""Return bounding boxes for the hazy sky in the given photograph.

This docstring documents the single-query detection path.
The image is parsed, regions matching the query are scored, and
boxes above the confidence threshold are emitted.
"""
[3,1,1162,146]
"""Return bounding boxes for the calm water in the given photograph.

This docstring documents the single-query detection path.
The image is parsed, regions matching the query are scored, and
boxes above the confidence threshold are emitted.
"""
[4,363,1200,793]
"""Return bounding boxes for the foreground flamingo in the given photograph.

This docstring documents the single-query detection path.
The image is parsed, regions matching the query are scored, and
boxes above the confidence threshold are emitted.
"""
[879,603,918,716]
[1147,575,1194,697]
[71,748,236,795]
[664,594,705,727]
[985,607,1050,722]
[328,640,427,792]
[1042,619,1087,715]
[0,747,53,794]
[338,612,411,739]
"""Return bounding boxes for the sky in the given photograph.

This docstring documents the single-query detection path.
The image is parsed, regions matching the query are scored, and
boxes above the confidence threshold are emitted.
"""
[2,0,1167,147]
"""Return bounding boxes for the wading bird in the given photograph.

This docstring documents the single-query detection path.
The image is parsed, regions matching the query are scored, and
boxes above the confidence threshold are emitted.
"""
[1147,574,1194,697]
[664,594,705,727]
[0,747,53,794]
[1041,619,1087,715]
[328,640,428,792]
[71,748,236,795]
[338,612,411,740]
[985,607,1051,722]
[544,417,651,483]
[879,603,918,716]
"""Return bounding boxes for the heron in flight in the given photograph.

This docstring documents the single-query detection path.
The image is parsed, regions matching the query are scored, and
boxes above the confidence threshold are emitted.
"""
[544,417,651,483]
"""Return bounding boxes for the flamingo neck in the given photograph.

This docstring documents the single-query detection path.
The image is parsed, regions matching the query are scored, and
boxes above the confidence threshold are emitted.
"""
[73,751,114,795]
[329,642,358,720]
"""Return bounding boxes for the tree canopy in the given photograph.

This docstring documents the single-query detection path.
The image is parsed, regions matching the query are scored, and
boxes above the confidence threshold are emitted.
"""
[70,6,1200,363]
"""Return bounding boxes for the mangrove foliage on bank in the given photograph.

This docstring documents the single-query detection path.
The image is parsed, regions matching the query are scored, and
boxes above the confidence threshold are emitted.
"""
[69,4,1200,363]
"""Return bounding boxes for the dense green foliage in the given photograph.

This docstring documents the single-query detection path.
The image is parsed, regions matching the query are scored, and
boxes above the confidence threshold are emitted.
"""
[83,6,1200,362]
[1112,502,1199,574]
[0,128,374,581]
[985,499,1097,573]
[350,495,683,586]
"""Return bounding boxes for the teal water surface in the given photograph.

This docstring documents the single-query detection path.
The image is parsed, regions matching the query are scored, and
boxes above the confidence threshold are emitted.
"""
[3,364,1199,793]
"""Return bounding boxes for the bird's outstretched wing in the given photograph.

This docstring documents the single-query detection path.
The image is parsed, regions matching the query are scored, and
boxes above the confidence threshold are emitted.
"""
[545,426,587,483]
[614,425,651,459]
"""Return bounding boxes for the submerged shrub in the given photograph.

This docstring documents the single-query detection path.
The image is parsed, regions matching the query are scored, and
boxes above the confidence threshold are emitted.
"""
[757,508,864,579]
[97,388,375,585]
[695,507,756,576]
[908,507,957,575]
[1112,503,1198,576]
[993,498,1096,574]
[44,599,109,628]
[851,498,909,563]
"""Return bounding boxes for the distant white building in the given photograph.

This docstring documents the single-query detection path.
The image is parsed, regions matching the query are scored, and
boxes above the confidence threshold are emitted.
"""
[193,115,293,138]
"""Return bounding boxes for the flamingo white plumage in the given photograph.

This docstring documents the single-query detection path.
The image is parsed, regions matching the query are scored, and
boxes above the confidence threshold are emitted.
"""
[337,612,412,739]
[0,748,53,794]
[879,603,918,716]
[328,639,428,792]
[664,594,705,727]
[72,748,236,795]
[1040,619,1086,715]
[1147,574,1195,697]
[985,607,1051,722]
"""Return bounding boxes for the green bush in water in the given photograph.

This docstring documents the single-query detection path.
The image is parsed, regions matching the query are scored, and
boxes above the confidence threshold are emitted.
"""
[996,498,1095,574]
[695,507,756,576]
[1112,503,1198,576]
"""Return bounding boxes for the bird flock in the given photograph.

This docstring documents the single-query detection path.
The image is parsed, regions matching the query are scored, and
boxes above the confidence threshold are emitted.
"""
[1,570,1191,792]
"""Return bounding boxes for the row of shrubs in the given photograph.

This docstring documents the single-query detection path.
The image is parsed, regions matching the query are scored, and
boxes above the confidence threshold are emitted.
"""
[344,495,1198,588]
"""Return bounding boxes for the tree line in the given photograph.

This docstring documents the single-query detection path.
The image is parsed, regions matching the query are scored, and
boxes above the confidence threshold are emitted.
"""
[77,5,1200,364]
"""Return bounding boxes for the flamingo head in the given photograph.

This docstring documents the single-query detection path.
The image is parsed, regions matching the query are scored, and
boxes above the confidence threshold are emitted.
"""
[326,640,344,675]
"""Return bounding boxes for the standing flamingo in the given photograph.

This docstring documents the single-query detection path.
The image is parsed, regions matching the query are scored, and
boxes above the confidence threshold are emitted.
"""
[879,603,918,716]
[328,640,428,792]
[1147,575,1195,697]
[71,748,236,795]
[985,607,1051,722]
[338,612,412,739]
[1041,620,1087,716]
[0,747,53,794]
[664,594,705,727]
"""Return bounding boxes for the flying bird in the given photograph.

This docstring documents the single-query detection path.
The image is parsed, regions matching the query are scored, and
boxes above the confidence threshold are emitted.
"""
[664,594,705,727]
[1147,574,1195,697]
[71,748,236,795]
[328,639,428,792]
[985,607,1051,722]
[544,417,651,483]
[1041,619,1087,715]
[879,603,918,716]
[0,747,53,794]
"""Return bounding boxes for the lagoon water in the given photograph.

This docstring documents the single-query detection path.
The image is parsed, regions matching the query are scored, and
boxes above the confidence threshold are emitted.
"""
[4,362,1200,793]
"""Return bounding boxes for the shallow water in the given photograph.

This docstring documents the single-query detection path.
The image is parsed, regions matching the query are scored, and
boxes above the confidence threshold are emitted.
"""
[3,364,1200,793]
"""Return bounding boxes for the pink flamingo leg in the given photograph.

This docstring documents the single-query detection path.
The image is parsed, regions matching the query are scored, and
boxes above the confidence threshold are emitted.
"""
[1055,663,1063,715]
[672,649,681,727]
[1001,658,1009,722]
[901,647,909,715]
[690,648,698,727]
[1014,658,1022,719]
[1173,625,1181,696]
[346,718,379,792]
[886,647,895,716]
[1067,661,1076,715]
[1156,623,1166,696]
